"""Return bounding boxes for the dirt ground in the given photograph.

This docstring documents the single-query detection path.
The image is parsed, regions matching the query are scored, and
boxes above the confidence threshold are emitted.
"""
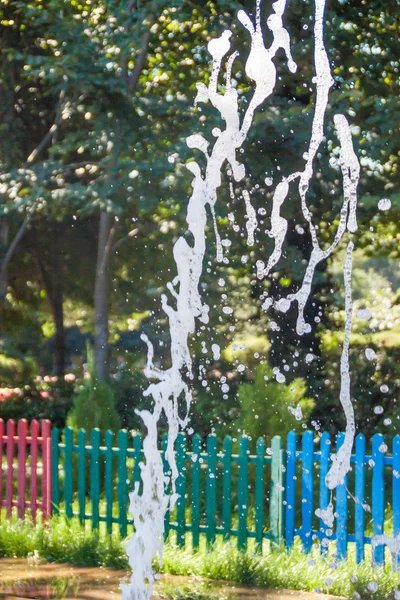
[0,558,346,600]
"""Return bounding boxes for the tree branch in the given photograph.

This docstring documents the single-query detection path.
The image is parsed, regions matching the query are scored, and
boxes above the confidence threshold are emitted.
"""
[112,227,138,252]
[98,216,120,275]
[0,211,33,281]
[25,89,66,165]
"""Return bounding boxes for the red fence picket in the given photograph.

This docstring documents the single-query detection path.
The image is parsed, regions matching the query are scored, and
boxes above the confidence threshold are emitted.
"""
[0,418,52,520]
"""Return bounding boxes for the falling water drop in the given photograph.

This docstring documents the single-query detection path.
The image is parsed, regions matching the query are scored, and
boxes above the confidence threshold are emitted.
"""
[377,198,391,211]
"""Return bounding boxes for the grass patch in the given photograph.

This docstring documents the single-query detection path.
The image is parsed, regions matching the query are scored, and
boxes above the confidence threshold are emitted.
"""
[0,517,399,599]
[0,516,128,569]
[162,539,400,600]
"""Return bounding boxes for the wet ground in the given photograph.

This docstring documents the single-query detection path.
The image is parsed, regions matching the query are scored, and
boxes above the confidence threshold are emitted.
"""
[0,558,346,600]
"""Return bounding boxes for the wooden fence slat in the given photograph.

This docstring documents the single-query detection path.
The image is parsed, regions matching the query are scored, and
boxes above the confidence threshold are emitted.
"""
[222,436,232,542]
[270,436,283,549]
[51,427,59,515]
[301,430,314,553]
[161,434,170,540]
[64,427,74,519]
[90,428,101,530]
[6,419,15,518]
[17,420,27,519]
[393,435,400,570]
[105,430,114,534]
[355,433,366,563]
[30,420,39,521]
[191,434,201,549]
[78,429,86,526]
[0,420,3,515]
[255,437,265,553]
[393,436,400,536]
[133,434,142,492]
[318,431,330,554]
[285,431,296,549]
[42,420,52,519]
[117,429,128,537]
[176,433,187,547]
[237,435,249,551]
[372,433,385,566]
[206,434,217,548]
[336,432,348,560]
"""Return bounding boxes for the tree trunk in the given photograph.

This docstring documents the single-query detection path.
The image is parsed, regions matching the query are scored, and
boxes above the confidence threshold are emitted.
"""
[52,277,65,378]
[32,232,66,378]
[0,219,9,334]
[94,211,114,382]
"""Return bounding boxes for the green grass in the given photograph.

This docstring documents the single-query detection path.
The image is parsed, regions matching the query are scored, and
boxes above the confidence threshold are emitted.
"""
[0,517,398,599]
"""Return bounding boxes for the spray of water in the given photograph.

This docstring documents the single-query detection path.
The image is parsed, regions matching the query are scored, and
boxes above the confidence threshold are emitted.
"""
[122,0,365,596]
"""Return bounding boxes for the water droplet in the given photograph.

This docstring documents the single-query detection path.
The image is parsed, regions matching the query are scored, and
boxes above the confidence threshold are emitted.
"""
[380,384,389,393]
[365,347,376,361]
[367,582,378,593]
[356,308,371,320]
[377,198,391,211]
[374,405,384,415]
[222,306,233,315]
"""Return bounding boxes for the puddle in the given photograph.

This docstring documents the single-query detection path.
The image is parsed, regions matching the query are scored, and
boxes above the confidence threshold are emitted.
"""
[0,559,345,599]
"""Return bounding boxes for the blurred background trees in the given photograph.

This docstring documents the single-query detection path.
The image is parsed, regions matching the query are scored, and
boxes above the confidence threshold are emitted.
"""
[0,0,399,441]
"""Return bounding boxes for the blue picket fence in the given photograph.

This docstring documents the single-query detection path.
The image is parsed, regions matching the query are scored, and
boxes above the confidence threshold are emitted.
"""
[286,431,400,567]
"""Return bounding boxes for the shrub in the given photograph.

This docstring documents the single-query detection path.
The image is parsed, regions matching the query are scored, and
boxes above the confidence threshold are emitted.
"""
[0,381,74,428]
[67,346,120,434]
[234,363,315,442]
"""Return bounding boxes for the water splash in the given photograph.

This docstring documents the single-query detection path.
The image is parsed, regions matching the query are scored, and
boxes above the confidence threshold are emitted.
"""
[122,1,297,597]
[123,0,361,596]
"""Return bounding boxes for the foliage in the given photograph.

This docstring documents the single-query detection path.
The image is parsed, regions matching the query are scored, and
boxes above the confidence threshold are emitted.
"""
[67,345,120,433]
[0,380,74,428]
[234,364,315,441]
[0,0,399,436]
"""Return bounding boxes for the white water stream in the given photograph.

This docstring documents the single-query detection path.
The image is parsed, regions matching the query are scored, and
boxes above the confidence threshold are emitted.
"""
[121,0,392,597]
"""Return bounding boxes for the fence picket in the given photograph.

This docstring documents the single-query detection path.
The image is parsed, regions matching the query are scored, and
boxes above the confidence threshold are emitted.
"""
[206,434,217,548]
[64,427,73,519]
[42,420,52,519]
[51,427,59,515]
[118,429,128,537]
[30,420,39,521]
[162,434,170,540]
[176,433,187,547]
[105,430,114,534]
[393,435,400,569]
[238,435,249,550]
[319,431,330,554]
[255,436,265,553]
[372,433,385,566]
[336,432,348,560]
[285,431,296,549]
[90,428,100,529]
[270,436,283,548]
[191,434,201,549]
[78,429,86,526]
[222,436,232,542]
[0,420,3,515]
[6,419,15,518]
[17,419,27,519]
[355,433,366,563]
[301,430,314,552]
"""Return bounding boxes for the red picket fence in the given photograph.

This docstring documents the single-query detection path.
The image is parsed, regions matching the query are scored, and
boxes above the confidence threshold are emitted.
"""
[0,419,52,520]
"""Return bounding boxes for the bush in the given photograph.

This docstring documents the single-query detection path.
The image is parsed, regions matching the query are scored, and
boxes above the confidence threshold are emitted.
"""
[0,381,74,428]
[67,355,121,434]
[234,363,315,442]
